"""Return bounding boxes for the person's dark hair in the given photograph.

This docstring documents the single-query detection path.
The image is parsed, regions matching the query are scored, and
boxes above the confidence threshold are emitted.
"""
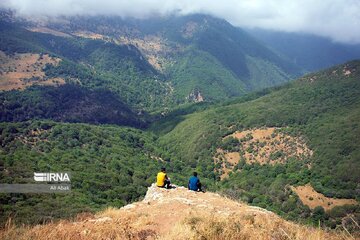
[193,172,197,177]
[161,167,166,172]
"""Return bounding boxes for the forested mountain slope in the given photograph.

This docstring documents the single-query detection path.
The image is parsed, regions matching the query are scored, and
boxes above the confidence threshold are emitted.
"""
[0,84,145,127]
[0,19,174,113]
[152,60,360,227]
[0,12,303,111]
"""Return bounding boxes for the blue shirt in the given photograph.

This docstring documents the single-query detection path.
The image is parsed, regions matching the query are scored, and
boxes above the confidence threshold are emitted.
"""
[188,176,199,191]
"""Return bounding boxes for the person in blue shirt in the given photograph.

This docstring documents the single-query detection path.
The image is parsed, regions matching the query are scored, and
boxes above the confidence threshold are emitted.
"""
[188,172,202,192]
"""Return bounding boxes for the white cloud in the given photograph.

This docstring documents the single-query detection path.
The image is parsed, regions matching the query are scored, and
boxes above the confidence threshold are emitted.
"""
[1,0,360,44]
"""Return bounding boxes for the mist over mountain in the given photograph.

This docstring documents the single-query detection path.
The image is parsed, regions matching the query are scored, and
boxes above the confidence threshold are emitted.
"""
[247,28,360,72]
[1,0,360,44]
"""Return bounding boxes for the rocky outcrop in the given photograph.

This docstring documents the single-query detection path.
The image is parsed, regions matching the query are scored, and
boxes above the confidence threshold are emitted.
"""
[187,89,204,102]
[0,184,348,240]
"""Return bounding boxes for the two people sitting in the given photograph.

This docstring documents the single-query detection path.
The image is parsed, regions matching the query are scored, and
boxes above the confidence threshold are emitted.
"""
[156,167,203,192]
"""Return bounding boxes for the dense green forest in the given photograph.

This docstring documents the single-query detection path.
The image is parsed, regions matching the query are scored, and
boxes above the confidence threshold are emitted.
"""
[0,84,145,127]
[0,121,169,224]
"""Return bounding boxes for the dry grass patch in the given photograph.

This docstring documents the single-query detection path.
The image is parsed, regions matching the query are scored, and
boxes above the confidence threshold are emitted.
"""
[215,127,313,178]
[291,184,358,211]
[160,212,351,240]
[0,51,64,91]
[0,216,156,240]
[214,148,240,179]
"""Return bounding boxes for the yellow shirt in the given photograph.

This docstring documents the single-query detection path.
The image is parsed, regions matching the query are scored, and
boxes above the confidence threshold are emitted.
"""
[156,172,166,187]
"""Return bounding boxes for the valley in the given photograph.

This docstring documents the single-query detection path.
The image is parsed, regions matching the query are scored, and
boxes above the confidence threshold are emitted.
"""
[0,10,359,238]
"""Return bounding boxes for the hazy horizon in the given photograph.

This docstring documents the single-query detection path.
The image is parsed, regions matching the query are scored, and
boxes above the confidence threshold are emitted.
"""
[1,0,359,44]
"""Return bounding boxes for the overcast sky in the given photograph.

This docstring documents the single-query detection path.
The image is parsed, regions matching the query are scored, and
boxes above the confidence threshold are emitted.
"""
[1,0,360,44]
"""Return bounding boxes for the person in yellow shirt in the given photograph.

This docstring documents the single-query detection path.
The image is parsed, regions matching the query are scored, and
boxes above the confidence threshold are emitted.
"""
[157,167,171,189]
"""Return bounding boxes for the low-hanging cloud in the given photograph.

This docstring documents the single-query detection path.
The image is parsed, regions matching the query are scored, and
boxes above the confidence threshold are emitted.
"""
[1,0,360,44]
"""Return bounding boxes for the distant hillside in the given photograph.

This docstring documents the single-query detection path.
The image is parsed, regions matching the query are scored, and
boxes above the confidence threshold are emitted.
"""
[0,184,355,240]
[158,15,301,96]
[0,12,303,110]
[2,12,360,113]
[151,60,360,227]
[247,28,360,72]
[0,19,174,113]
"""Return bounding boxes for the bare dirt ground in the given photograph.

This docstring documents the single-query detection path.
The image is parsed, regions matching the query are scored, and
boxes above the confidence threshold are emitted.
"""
[0,51,64,91]
[215,127,313,179]
[1,184,352,240]
[291,184,358,211]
